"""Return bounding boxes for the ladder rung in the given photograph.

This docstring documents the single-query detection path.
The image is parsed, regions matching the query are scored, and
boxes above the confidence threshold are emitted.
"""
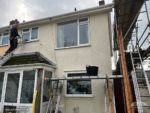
[132,51,138,53]
[141,95,150,97]
[138,84,146,86]
[139,86,147,88]
[137,77,145,80]
[142,105,150,107]
[133,57,140,59]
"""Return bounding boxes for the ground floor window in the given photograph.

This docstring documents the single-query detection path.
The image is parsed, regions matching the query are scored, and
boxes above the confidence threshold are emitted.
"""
[5,73,20,103]
[20,70,35,103]
[0,70,36,104]
[66,72,92,95]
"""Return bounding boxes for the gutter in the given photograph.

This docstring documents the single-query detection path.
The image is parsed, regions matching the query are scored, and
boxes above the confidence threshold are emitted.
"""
[0,3,113,32]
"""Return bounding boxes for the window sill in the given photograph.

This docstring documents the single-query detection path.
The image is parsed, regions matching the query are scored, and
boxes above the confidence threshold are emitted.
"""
[0,40,39,46]
[55,44,91,50]
[0,44,9,47]
[65,94,94,98]
[23,39,39,43]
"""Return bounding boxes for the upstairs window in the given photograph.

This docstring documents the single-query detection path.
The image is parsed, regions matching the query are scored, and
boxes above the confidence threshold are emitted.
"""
[0,33,9,45]
[22,29,30,41]
[22,27,38,42]
[57,18,89,48]
[79,18,89,44]
[31,27,38,40]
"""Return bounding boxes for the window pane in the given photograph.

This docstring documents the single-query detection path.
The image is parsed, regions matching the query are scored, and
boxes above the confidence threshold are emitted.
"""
[23,33,30,41]
[2,35,9,45]
[79,24,89,44]
[5,73,20,103]
[57,20,77,48]
[68,73,86,77]
[79,18,88,22]
[23,29,29,32]
[20,70,35,103]
[31,28,38,40]
[0,72,4,102]
[67,80,92,94]
[3,33,9,36]
[43,71,52,102]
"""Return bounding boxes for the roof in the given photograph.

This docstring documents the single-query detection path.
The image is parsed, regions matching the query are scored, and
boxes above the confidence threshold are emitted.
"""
[0,3,113,32]
[114,0,144,49]
[1,52,56,67]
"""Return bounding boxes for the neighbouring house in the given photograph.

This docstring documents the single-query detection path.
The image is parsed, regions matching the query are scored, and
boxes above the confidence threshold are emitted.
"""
[0,3,113,113]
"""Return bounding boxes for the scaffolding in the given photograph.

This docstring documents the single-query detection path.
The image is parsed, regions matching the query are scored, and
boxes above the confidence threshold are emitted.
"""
[114,0,150,113]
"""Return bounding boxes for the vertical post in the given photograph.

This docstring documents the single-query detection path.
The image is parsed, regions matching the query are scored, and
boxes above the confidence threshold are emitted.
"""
[136,24,139,47]
[144,1,150,30]
[35,69,43,113]
[31,90,38,113]
[106,75,115,113]
[117,28,134,113]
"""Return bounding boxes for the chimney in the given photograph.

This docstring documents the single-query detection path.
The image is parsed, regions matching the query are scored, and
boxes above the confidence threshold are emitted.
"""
[74,8,77,11]
[99,0,105,6]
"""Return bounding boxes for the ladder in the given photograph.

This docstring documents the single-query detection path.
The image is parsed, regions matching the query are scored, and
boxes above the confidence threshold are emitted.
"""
[0,38,24,65]
[46,80,63,113]
[130,47,150,113]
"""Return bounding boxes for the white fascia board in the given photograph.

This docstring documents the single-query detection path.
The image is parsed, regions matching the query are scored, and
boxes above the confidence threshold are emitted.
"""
[0,63,56,72]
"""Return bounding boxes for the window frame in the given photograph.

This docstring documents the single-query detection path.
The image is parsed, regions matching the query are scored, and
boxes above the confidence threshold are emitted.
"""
[56,17,90,49]
[22,27,39,42]
[4,72,20,103]
[0,69,37,108]
[65,71,93,97]
[20,70,36,104]
[78,18,89,45]
[0,33,9,46]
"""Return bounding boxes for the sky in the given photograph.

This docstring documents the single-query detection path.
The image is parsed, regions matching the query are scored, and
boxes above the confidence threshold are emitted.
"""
[0,0,112,27]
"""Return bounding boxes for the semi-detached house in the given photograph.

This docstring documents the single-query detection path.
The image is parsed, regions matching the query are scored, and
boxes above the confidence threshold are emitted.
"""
[0,3,113,113]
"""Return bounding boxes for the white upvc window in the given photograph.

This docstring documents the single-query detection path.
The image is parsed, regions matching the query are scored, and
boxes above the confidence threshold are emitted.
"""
[22,27,38,42]
[0,33,9,45]
[57,17,89,48]
[0,69,37,112]
[66,71,92,97]
[20,70,35,103]
[0,70,36,104]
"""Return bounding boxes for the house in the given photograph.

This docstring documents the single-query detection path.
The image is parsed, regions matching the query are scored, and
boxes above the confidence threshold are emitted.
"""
[0,3,113,113]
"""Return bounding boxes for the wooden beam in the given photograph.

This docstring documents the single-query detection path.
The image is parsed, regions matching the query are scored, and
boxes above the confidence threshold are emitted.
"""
[106,75,115,113]
[117,28,135,113]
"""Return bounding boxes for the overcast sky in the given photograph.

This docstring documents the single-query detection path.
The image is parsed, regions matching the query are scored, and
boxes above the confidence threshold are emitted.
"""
[0,0,112,27]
